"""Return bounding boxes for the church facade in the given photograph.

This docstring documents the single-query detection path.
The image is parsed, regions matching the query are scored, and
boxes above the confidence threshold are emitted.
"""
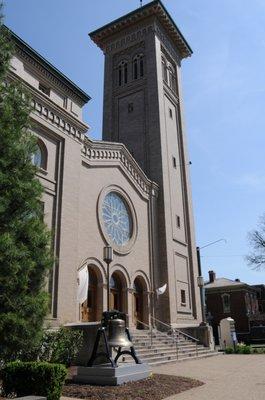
[8,0,203,331]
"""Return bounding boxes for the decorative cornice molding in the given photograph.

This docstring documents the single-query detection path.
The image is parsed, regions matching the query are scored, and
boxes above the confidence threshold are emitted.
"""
[16,47,86,105]
[82,139,159,198]
[31,96,86,142]
[89,1,192,59]
[8,70,89,143]
[105,26,153,54]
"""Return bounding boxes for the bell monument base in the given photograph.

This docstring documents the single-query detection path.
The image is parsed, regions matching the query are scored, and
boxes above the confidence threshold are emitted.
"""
[72,363,151,386]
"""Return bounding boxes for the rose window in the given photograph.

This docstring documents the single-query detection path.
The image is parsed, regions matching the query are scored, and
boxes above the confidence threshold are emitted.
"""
[102,192,132,246]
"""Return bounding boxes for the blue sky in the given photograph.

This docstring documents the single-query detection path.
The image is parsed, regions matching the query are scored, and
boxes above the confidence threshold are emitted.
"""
[4,0,265,284]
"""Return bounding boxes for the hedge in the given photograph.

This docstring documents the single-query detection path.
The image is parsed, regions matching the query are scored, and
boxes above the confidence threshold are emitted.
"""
[1,361,67,400]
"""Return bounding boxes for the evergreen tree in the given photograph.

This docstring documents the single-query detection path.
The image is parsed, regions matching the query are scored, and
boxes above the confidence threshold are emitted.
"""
[0,9,53,362]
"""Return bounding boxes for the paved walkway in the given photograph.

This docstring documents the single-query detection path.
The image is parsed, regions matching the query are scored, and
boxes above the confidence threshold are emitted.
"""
[153,354,265,400]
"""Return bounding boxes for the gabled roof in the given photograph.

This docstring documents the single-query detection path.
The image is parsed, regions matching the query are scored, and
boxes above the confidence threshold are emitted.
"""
[205,278,247,290]
[89,0,192,59]
[5,25,91,104]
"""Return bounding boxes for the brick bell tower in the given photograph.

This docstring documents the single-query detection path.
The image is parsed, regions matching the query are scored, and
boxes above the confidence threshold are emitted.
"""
[89,0,202,327]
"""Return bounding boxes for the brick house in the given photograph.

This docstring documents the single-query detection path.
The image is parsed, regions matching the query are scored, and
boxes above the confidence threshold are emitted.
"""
[205,271,259,343]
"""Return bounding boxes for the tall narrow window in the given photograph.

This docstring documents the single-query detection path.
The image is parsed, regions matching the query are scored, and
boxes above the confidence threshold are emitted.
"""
[32,139,47,170]
[222,293,231,313]
[181,290,186,305]
[133,54,144,80]
[140,55,144,77]
[133,58,138,80]
[118,61,128,86]
[118,65,122,86]
[168,65,177,93]
[162,57,167,83]
[124,63,128,84]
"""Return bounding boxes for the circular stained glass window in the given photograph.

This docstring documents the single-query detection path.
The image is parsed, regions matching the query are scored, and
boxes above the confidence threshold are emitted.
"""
[102,192,132,246]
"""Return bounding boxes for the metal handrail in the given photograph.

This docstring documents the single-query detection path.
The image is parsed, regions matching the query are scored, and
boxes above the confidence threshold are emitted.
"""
[133,318,153,346]
[150,316,200,343]
[134,317,200,359]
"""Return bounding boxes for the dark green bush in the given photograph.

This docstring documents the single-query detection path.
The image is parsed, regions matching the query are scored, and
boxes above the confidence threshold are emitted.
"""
[41,327,83,366]
[225,343,252,354]
[25,327,83,366]
[225,346,234,354]
[1,361,67,400]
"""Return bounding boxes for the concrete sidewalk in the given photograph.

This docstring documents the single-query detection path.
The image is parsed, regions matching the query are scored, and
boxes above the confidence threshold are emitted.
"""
[153,354,265,400]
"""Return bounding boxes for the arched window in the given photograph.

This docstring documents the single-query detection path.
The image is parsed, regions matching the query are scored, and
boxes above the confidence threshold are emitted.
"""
[118,61,128,86]
[162,57,167,83]
[168,65,177,93]
[32,139,47,170]
[133,54,144,80]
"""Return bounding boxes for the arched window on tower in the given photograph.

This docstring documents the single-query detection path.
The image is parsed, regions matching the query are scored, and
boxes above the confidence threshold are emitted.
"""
[118,61,128,86]
[168,64,177,94]
[133,54,144,80]
[32,139,47,170]
[162,57,168,83]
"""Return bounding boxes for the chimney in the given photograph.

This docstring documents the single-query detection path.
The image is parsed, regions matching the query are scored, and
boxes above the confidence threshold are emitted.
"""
[235,278,240,282]
[208,270,216,283]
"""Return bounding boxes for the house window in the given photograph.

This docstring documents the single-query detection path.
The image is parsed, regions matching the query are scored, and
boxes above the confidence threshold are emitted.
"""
[32,139,47,170]
[176,215,181,228]
[222,293,231,313]
[181,290,186,305]
[39,83,50,96]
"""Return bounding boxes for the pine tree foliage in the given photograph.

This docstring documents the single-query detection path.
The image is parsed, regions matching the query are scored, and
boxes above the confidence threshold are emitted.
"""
[0,7,53,362]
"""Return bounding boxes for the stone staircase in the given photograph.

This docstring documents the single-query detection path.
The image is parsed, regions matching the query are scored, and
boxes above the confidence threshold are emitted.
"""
[123,328,219,366]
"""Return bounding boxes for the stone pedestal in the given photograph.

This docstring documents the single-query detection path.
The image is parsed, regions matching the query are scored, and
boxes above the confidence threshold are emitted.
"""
[65,322,101,365]
[72,363,151,385]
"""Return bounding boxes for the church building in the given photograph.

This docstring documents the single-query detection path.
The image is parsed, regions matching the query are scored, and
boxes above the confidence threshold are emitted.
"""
[8,0,203,333]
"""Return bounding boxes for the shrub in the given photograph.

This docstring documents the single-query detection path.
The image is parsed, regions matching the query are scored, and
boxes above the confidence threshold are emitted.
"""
[225,346,234,354]
[1,361,67,400]
[25,327,83,366]
[240,345,251,354]
[225,343,252,354]
[41,327,83,366]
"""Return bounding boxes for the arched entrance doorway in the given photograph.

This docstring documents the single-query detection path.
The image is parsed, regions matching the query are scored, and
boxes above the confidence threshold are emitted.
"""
[110,271,127,313]
[80,265,103,322]
[133,276,149,329]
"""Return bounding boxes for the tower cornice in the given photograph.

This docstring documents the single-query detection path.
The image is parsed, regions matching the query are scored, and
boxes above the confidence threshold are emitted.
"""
[89,0,192,59]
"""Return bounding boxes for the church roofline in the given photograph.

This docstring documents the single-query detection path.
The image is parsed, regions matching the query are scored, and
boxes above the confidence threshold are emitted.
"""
[89,0,192,59]
[82,137,159,198]
[4,25,91,104]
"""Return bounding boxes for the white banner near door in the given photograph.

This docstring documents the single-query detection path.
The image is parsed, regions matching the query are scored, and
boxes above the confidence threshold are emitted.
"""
[77,267,89,304]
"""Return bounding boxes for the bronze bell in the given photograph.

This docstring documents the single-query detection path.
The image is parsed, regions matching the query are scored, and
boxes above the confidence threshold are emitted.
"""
[108,318,133,348]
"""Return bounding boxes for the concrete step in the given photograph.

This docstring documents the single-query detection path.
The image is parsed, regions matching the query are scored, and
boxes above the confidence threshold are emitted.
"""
[147,351,221,366]
[136,347,211,359]
[136,344,206,355]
